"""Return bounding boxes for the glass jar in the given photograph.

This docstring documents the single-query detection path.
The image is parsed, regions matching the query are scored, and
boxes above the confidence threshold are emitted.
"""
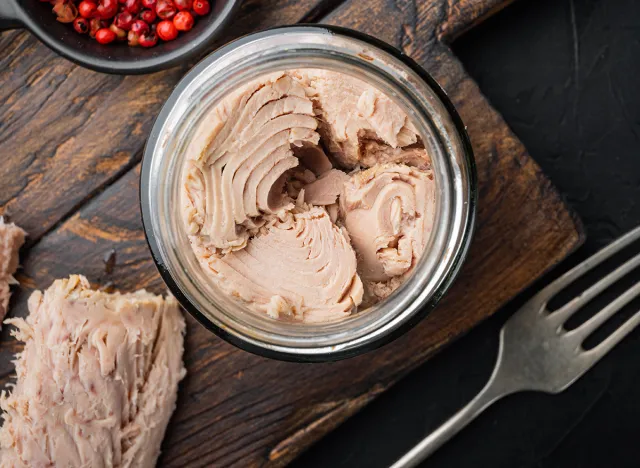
[140,25,477,362]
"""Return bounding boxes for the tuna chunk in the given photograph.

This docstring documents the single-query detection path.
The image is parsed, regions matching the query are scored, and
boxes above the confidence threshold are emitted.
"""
[0,275,186,468]
[293,69,430,169]
[340,164,436,301]
[294,143,333,176]
[0,219,25,322]
[357,139,432,171]
[302,169,349,206]
[182,69,438,323]
[183,74,326,254]
[193,207,363,323]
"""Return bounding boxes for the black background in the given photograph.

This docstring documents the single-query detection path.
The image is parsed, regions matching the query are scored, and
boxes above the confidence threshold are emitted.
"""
[292,0,640,466]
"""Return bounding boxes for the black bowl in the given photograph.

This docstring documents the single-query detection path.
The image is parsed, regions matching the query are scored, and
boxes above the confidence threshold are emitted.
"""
[0,0,238,74]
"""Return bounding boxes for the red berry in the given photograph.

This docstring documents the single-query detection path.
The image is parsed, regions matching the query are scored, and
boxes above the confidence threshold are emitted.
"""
[173,0,192,11]
[127,29,140,46]
[156,0,176,19]
[78,0,97,18]
[140,8,156,23]
[95,27,117,44]
[89,17,101,37]
[192,0,209,16]
[113,11,134,29]
[95,0,118,19]
[141,0,156,7]
[156,19,178,41]
[130,19,149,34]
[124,0,141,14]
[109,23,127,40]
[88,18,108,37]
[173,11,193,31]
[53,1,78,23]
[73,17,89,33]
[139,31,158,47]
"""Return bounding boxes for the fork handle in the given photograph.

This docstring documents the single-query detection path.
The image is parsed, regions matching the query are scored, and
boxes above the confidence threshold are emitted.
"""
[390,378,510,468]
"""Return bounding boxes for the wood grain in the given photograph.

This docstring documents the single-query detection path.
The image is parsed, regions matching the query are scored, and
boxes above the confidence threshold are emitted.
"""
[0,0,584,466]
[437,0,517,40]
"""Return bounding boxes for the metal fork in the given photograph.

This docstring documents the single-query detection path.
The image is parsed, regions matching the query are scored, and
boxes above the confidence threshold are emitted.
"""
[392,226,640,468]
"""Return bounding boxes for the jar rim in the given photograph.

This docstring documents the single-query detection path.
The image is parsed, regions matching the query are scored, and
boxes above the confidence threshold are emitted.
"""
[140,25,477,362]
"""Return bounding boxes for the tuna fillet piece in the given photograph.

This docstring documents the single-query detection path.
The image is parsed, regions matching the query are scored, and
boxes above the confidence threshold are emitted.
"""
[302,169,350,206]
[0,275,186,468]
[183,73,325,254]
[340,164,436,301]
[182,69,439,322]
[0,219,25,322]
[193,207,364,323]
[293,69,431,169]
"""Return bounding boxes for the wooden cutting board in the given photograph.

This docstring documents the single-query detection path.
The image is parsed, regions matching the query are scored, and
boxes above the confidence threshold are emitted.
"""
[0,0,584,466]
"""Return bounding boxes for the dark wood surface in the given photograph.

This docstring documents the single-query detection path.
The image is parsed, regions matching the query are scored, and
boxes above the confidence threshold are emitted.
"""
[0,0,583,466]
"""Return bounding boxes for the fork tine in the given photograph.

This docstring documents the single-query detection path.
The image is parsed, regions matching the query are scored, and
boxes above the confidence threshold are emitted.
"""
[540,226,640,308]
[584,309,640,362]
[569,280,640,340]
[553,252,640,323]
